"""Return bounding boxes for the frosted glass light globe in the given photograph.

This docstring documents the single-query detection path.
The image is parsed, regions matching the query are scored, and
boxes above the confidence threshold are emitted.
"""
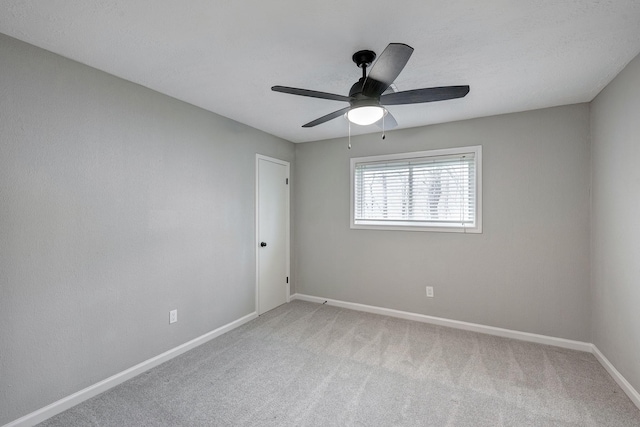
[347,106,386,126]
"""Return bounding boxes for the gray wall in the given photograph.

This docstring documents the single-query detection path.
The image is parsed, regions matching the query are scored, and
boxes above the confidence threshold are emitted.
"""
[6,25,639,425]
[0,34,294,425]
[591,53,640,394]
[294,104,591,342]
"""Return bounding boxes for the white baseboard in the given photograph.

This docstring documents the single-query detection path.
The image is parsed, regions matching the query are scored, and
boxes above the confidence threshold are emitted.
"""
[4,311,258,427]
[291,293,640,411]
[592,344,640,409]
[8,298,640,426]
[291,293,592,352]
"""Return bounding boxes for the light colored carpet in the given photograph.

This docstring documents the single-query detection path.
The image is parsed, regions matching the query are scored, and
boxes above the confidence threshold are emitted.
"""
[39,300,640,426]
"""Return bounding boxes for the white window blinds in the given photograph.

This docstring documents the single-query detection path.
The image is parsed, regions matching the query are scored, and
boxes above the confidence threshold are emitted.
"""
[351,146,481,232]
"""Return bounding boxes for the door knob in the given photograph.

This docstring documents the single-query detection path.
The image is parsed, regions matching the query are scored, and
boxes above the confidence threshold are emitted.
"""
[260,242,267,247]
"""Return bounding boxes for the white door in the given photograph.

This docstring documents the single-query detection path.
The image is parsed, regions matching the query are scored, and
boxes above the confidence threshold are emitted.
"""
[256,155,289,315]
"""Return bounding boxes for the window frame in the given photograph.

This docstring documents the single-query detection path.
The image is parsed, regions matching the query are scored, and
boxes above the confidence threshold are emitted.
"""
[350,145,482,233]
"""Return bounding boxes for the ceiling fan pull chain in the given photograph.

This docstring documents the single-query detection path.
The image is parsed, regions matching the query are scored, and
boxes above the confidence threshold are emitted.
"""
[382,114,386,140]
[348,120,352,149]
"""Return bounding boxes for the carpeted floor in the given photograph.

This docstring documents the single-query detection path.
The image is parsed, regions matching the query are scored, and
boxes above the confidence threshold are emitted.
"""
[39,300,640,426]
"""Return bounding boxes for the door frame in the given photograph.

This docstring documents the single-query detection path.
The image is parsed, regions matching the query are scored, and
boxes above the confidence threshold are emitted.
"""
[255,154,290,314]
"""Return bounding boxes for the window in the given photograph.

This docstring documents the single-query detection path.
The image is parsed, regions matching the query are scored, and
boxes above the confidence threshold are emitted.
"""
[350,146,482,232]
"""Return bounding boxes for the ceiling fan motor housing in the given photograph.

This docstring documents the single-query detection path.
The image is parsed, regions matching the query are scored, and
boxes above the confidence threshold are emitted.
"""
[349,78,365,98]
[349,77,383,112]
[350,92,382,109]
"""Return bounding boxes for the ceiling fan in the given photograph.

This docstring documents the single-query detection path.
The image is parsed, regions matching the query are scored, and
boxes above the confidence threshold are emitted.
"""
[272,43,470,129]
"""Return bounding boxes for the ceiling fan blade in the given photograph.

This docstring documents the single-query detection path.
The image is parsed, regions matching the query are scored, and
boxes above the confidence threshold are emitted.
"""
[302,106,351,127]
[362,43,414,98]
[272,86,350,102]
[380,86,470,105]
[375,111,398,130]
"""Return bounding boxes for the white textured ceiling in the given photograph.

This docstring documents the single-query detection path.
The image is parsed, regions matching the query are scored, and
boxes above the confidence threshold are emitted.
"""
[1,1,640,143]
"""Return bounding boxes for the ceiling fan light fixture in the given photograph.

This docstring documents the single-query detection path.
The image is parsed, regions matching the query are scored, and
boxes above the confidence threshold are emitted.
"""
[346,105,386,126]
[272,43,469,129]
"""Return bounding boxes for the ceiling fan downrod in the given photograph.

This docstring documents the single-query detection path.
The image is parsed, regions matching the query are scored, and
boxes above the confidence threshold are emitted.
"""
[352,50,376,81]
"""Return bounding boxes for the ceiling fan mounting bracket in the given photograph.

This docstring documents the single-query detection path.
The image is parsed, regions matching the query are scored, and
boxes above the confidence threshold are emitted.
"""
[352,50,376,69]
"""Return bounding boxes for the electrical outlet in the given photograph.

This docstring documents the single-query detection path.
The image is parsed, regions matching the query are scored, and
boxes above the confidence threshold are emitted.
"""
[426,286,434,298]
[169,309,177,324]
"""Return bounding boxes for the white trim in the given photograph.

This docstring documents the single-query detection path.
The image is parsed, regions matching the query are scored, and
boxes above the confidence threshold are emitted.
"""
[290,294,640,411]
[350,145,483,234]
[4,312,258,427]
[475,145,483,233]
[8,301,640,427]
[592,344,640,409]
[290,293,591,352]
[255,154,291,315]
